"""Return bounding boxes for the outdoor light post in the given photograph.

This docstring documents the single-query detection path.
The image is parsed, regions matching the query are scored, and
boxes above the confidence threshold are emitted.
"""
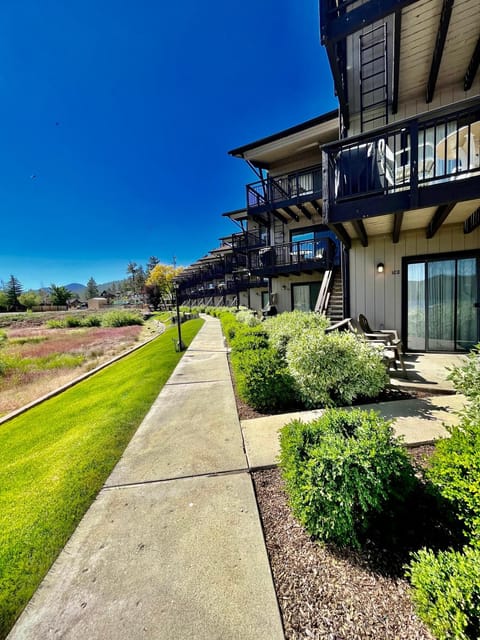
[173,282,185,352]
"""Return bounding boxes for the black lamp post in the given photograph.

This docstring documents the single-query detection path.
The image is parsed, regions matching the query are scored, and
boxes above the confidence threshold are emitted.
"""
[173,282,185,352]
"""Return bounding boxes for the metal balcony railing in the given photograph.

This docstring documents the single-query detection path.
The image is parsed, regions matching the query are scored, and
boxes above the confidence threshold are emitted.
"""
[323,104,480,208]
[246,164,322,212]
[248,238,336,274]
[231,230,268,250]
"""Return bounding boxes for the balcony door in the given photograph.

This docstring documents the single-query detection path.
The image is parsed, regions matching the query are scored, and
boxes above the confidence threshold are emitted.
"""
[406,254,480,352]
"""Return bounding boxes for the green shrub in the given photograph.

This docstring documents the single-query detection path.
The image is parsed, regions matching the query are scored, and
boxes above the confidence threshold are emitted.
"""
[407,546,480,640]
[218,311,241,344]
[64,315,83,328]
[82,315,102,327]
[426,346,480,545]
[264,310,330,357]
[101,311,143,327]
[230,325,269,352]
[231,347,296,412]
[286,329,388,408]
[279,408,414,548]
[46,319,65,328]
[0,330,7,344]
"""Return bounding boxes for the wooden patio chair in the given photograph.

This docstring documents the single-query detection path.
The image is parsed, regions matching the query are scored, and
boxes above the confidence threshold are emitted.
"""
[349,317,407,376]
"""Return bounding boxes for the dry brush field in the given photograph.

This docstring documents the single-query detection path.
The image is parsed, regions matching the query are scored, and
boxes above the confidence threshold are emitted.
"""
[0,312,159,417]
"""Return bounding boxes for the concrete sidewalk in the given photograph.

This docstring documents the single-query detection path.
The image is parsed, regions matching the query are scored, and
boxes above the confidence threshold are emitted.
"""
[8,316,284,640]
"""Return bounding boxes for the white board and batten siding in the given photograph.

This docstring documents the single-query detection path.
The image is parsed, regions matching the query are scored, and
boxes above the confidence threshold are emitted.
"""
[349,223,480,338]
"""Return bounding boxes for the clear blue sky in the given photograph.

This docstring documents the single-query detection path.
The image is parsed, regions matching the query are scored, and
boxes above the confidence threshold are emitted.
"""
[0,0,337,290]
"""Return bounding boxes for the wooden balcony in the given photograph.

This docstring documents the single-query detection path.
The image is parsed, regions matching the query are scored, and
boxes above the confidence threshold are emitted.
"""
[247,238,336,277]
[246,165,323,222]
[322,103,480,225]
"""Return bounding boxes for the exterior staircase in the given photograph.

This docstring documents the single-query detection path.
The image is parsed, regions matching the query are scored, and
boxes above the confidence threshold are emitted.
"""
[325,268,344,323]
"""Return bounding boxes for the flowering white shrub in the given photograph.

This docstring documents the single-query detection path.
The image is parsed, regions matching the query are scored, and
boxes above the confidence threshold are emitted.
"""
[286,329,388,407]
[235,309,261,327]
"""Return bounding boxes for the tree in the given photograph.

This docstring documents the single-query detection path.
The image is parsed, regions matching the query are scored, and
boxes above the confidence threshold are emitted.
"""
[145,263,183,309]
[50,284,73,306]
[147,256,160,273]
[18,290,41,310]
[5,275,23,311]
[126,261,138,294]
[86,277,99,299]
[0,290,8,311]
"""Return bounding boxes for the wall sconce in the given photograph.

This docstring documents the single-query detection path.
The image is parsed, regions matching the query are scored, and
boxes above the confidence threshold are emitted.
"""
[377,262,385,273]
[282,284,289,291]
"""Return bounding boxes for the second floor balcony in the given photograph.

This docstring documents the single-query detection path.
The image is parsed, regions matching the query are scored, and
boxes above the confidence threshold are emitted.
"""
[322,103,480,224]
[246,164,323,220]
[247,237,337,276]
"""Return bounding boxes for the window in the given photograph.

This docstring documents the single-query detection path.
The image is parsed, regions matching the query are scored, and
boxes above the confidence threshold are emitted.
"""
[292,282,321,312]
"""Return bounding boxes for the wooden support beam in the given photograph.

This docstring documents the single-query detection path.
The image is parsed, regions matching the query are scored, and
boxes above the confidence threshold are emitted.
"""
[312,200,323,216]
[464,207,480,234]
[392,10,402,114]
[270,210,288,224]
[464,36,480,91]
[426,0,454,103]
[426,202,455,238]
[298,203,312,220]
[281,207,300,222]
[351,219,368,247]
[392,211,404,243]
[325,42,350,130]
[328,223,351,249]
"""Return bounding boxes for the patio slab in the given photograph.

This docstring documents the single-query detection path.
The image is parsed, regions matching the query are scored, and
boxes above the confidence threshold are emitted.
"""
[241,394,465,470]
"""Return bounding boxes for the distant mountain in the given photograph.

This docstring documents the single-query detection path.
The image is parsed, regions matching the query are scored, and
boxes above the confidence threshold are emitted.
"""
[65,283,86,295]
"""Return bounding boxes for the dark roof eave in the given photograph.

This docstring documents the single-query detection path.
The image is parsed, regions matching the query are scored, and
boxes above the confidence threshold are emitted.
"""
[228,109,338,158]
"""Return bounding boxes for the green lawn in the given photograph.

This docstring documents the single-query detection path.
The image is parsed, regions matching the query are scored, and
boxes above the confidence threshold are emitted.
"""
[0,318,203,638]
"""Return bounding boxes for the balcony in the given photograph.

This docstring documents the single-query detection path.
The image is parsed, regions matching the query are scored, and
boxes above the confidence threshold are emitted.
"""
[246,165,323,220]
[231,230,268,250]
[322,104,480,224]
[247,238,336,277]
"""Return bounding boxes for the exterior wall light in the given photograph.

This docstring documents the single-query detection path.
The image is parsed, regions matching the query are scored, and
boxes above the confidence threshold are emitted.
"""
[377,262,385,273]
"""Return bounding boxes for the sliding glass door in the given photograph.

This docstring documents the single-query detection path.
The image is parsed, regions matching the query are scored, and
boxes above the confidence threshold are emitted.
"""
[406,254,479,352]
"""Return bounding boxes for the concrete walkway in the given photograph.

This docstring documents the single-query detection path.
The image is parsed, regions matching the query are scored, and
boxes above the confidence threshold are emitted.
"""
[8,317,284,640]
[7,317,466,639]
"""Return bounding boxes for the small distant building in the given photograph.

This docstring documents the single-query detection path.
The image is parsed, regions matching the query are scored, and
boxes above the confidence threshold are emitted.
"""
[87,297,108,310]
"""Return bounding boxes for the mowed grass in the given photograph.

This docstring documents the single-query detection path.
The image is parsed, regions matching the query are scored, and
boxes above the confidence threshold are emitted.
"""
[0,318,203,638]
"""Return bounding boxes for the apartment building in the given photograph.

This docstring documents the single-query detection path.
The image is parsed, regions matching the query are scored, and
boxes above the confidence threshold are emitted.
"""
[178,0,480,352]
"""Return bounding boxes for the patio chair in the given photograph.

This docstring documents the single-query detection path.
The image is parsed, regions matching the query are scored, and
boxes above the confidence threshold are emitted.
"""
[350,317,407,376]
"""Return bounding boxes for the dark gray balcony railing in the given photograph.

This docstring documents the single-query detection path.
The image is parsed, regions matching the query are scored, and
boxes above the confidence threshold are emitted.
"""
[246,165,322,212]
[231,230,268,250]
[248,238,336,274]
[323,105,480,208]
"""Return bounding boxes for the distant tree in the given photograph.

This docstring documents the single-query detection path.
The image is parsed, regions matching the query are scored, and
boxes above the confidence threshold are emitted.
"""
[5,275,23,311]
[86,277,99,299]
[50,284,73,306]
[0,290,8,311]
[147,256,160,273]
[126,261,138,294]
[145,264,183,309]
[18,290,41,310]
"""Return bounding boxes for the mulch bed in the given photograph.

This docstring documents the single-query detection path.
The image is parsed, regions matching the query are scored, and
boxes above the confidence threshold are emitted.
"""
[253,462,438,640]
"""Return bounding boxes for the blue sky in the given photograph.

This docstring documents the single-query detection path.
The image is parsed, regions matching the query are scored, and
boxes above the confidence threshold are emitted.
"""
[0,0,337,290]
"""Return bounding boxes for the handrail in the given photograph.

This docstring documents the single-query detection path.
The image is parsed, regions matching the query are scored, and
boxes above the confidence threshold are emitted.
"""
[246,164,322,210]
[248,238,336,272]
[323,103,480,203]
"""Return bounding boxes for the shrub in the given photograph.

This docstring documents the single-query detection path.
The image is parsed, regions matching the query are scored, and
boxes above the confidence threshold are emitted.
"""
[286,329,388,408]
[101,311,143,327]
[82,315,102,327]
[46,319,65,329]
[426,346,480,545]
[218,311,241,344]
[407,546,480,640]
[64,316,83,328]
[231,347,297,412]
[230,325,269,353]
[235,309,261,327]
[264,310,330,357]
[279,408,415,548]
